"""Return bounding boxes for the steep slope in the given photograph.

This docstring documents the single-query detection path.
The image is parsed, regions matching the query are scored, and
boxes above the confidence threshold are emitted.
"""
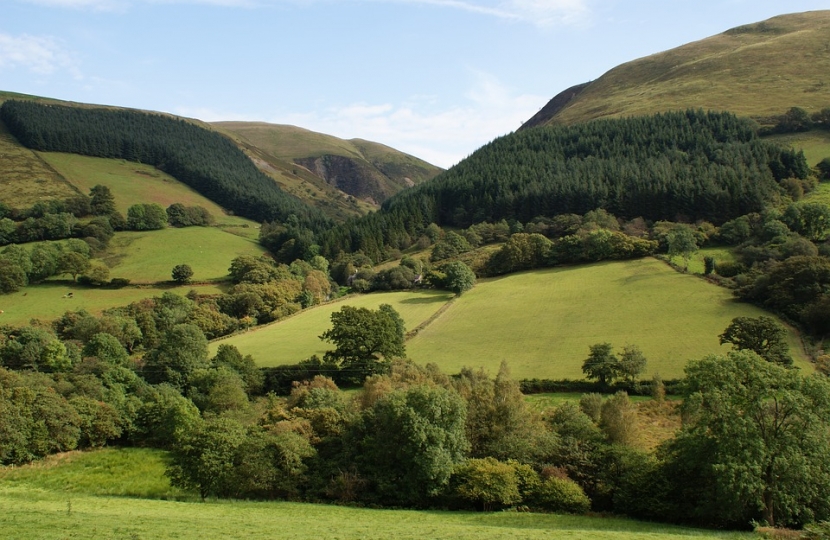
[523,11,830,128]
[213,122,443,205]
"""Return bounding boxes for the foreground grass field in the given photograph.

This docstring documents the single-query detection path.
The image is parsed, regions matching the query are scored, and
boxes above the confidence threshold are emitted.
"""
[215,258,807,380]
[0,448,753,540]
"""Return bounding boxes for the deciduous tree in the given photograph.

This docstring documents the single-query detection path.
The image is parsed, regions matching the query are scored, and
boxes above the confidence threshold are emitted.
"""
[719,316,792,366]
[661,351,830,527]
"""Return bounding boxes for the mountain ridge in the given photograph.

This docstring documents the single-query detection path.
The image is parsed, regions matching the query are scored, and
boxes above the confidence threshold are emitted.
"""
[522,10,830,128]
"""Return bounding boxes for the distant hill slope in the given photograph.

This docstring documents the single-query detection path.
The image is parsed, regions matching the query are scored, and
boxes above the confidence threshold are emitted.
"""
[0,91,439,222]
[213,122,443,205]
[522,11,830,129]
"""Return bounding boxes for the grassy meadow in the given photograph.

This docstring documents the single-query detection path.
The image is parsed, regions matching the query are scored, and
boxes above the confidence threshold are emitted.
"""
[102,227,266,283]
[0,122,79,207]
[0,448,753,540]
[37,152,259,231]
[767,130,830,166]
[209,290,455,365]
[212,258,809,380]
[0,282,225,327]
[407,258,808,380]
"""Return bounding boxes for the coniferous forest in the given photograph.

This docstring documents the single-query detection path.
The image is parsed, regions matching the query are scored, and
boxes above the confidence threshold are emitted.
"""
[320,110,808,260]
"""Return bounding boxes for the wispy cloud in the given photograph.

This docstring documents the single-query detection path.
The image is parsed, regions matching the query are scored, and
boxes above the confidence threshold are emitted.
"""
[16,0,129,10]
[388,0,588,26]
[176,70,545,168]
[17,0,589,26]
[0,33,81,77]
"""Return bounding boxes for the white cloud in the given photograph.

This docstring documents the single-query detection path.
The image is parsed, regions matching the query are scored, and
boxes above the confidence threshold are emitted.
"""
[0,33,80,77]
[359,0,589,26]
[179,71,545,168]
[504,0,588,26]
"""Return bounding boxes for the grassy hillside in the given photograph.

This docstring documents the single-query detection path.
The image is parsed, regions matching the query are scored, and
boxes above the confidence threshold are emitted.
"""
[214,122,442,205]
[208,290,455,364]
[528,11,830,128]
[101,227,266,283]
[214,258,809,380]
[407,259,807,379]
[0,282,224,327]
[0,121,79,207]
[767,129,830,166]
[0,448,753,540]
[38,152,256,229]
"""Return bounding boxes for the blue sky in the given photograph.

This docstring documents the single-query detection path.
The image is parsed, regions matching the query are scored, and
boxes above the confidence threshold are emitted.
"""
[1,1,828,167]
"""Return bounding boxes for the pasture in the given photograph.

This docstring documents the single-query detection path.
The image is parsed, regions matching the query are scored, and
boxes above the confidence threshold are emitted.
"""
[767,129,830,166]
[209,290,455,365]
[0,282,225,327]
[215,258,808,380]
[0,448,753,540]
[0,122,78,207]
[37,151,258,231]
[407,258,809,380]
[102,227,266,283]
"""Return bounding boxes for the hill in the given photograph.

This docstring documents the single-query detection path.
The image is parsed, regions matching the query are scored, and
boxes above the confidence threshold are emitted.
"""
[214,122,442,206]
[522,11,830,129]
[321,111,807,261]
[0,91,438,222]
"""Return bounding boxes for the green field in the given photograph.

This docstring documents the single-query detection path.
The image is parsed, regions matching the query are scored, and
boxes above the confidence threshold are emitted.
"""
[0,282,225,327]
[209,290,455,365]
[407,259,809,380]
[0,122,79,207]
[767,130,830,166]
[215,258,808,380]
[0,448,752,540]
[102,227,267,283]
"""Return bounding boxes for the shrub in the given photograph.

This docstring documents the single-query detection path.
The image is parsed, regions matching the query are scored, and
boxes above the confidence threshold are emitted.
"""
[579,393,603,423]
[531,476,591,514]
[715,260,745,278]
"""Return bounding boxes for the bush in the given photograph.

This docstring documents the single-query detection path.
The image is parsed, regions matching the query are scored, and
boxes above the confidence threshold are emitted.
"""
[531,476,591,514]
[715,260,745,278]
[579,393,603,423]
[452,457,523,511]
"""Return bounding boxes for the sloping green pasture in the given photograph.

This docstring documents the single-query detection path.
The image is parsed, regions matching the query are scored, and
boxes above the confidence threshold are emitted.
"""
[38,152,258,232]
[407,259,808,380]
[102,227,266,283]
[0,448,752,540]
[209,290,455,365]
[0,122,78,207]
[767,130,830,166]
[216,258,807,380]
[38,151,226,216]
[0,282,224,327]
